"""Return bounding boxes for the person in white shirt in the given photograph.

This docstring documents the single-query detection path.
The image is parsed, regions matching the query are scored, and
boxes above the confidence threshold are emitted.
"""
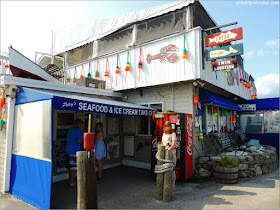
[161,121,177,191]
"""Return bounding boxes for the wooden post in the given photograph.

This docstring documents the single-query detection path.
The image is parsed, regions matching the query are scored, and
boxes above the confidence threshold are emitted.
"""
[86,158,97,209]
[77,151,87,209]
[163,149,172,202]
[86,149,97,209]
[156,144,165,200]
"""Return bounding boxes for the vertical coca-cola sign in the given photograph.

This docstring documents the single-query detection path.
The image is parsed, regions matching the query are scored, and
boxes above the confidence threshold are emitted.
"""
[185,114,193,179]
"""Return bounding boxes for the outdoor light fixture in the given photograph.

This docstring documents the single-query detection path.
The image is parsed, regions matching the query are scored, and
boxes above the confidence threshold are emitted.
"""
[193,80,205,87]
[124,95,128,99]
[197,81,205,87]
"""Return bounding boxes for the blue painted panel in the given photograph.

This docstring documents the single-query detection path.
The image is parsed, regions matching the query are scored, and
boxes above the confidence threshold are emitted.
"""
[245,133,279,154]
[10,155,52,209]
[245,98,279,111]
[15,87,53,105]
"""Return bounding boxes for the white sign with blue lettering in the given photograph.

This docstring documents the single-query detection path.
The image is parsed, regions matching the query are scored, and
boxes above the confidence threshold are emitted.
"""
[53,96,154,116]
[238,104,256,111]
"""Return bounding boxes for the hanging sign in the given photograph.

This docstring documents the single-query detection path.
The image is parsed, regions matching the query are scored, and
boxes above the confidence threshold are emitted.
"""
[146,44,178,64]
[212,58,237,71]
[238,104,256,111]
[205,27,243,47]
[206,43,243,61]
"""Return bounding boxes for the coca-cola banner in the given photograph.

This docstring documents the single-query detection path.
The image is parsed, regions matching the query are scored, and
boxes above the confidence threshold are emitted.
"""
[185,113,193,179]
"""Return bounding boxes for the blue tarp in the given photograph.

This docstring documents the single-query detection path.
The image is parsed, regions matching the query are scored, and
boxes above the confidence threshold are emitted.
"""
[244,98,279,111]
[199,88,241,110]
[10,155,52,209]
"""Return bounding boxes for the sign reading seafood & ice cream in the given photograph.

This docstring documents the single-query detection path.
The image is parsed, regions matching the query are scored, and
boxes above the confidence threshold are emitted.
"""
[205,27,243,47]
[206,43,244,61]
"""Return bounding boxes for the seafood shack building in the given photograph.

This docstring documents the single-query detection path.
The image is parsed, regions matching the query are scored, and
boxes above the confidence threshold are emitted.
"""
[0,0,262,209]
[50,0,255,169]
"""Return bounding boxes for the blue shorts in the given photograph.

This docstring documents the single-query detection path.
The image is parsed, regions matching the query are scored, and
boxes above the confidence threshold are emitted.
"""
[95,140,106,160]
[68,155,77,171]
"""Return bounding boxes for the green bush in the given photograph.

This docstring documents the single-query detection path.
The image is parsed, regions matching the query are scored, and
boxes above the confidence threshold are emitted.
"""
[219,153,240,167]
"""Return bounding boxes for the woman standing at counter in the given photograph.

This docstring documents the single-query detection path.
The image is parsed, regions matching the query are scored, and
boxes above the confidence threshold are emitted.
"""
[95,123,106,179]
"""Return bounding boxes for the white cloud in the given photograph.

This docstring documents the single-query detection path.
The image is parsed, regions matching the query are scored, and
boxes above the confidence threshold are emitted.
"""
[257,49,271,56]
[265,39,280,49]
[255,74,280,98]
[273,51,279,56]
[257,49,265,56]
[244,50,255,58]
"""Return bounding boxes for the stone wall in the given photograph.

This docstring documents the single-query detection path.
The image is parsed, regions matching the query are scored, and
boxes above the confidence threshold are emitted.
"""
[195,145,279,179]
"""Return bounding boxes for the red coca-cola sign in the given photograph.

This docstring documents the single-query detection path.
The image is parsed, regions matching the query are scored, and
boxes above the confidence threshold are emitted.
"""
[146,44,178,64]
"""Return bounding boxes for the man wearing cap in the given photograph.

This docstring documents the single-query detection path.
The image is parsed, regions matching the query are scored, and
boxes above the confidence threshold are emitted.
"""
[66,119,84,187]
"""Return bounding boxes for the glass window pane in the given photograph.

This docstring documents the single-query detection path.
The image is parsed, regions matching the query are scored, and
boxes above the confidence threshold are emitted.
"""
[207,105,218,133]
[202,105,206,134]
[150,103,163,112]
[207,105,213,133]
[213,108,218,133]
[137,116,149,135]
[123,116,136,134]
[66,42,93,67]
[97,27,133,57]
[136,10,186,44]
[57,113,75,126]
[240,113,264,134]
[264,111,280,133]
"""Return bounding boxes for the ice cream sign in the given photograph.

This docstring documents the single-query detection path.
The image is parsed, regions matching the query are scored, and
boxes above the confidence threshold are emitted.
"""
[205,27,243,47]
[206,43,244,61]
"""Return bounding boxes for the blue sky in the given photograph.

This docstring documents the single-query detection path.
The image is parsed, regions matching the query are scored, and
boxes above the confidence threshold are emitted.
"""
[201,1,279,77]
[1,0,279,98]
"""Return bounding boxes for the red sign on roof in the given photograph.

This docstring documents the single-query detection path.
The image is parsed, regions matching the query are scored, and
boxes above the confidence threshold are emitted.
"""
[205,27,243,47]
